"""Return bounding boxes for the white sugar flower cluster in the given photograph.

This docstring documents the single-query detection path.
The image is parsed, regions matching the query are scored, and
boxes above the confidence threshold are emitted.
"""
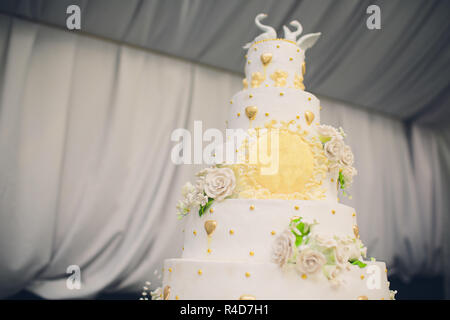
[176,167,236,219]
[317,124,357,188]
[140,281,162,301]
[272,222,367,287]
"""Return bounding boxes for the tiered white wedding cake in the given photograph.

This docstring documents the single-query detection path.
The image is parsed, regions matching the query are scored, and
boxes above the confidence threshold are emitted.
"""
[160,14,396,300]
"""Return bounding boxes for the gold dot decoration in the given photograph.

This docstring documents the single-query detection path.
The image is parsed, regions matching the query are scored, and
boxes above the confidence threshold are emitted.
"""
[168,268,172,273]
[209,208,214,213]
[245,106,258,120]
[353,225,360,238]
[308,97,311,101]
[271,231,276,235]
[163,286,171,300]
[331,210,336,215]
[239,295,256,300]
[193,230,197,235]
[249,251,255,256]
[207,248,212,254]
[289,57,293,61]
[198,269,203,275]
[331,178,334,182]
[249,94,253,98]
[248,60,251,64]
[385,268,388,273]
[249,205,255,210]
[276,45,280,48]
[305,111,315,125]
[204,220,217,236]
[294,205,299,210]
[230,100,233,104]
[279,92,284,96]
[352,212,356,217]
[265,112,269,117]
[254,47,257,51]
[237,113,241,117]
[320,106,323,110]
[245,272,251,278]
[229,229,234,235]
[182,247,184,251]
[360,275,365,280]
[260,53,273,66]
[357,296,368,300]
[297,49,300,53]
[301,274,307,280]
[175,295,180,300]
[296,115,300,119]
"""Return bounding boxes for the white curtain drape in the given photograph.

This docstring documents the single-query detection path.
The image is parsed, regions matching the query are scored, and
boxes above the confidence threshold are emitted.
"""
[0,15,448,299]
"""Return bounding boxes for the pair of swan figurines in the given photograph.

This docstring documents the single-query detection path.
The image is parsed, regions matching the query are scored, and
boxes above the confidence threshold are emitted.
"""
[243,13,321,51]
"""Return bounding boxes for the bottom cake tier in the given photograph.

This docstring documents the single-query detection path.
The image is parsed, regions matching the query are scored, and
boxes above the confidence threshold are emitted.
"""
[162,259,392,300]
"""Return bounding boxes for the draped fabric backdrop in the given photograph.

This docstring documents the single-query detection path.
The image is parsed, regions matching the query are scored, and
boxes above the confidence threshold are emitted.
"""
[0,14,449,298]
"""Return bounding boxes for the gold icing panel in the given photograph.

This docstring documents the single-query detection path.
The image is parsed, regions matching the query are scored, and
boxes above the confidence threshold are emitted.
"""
[227,121,328,200]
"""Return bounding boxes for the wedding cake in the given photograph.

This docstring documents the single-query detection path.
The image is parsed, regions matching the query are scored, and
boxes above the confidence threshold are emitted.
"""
[159,14,396,300]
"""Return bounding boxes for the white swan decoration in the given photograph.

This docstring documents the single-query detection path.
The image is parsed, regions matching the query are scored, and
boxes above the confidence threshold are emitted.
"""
[297,32,322,51]
[283,20,303,42]
[243,13,277,49]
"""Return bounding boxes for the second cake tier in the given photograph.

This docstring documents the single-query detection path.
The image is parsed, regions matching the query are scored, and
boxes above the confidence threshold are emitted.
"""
[181,199,358,263]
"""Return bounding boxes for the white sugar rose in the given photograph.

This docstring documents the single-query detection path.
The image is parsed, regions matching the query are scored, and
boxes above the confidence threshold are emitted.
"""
[150,287,162,300]
[339,145,354,167]
[272,230,295,267]
[203,167,236,201]
[341,166,357,185]
[296,248,326,274]
[324,136,345,163]
[313,233,338,248]
[317,125,339,142]
[336,241,363,263]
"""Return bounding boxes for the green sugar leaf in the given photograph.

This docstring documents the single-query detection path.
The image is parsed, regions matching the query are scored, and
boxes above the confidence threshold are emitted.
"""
[198,198,214,217]
[349,259,367,268]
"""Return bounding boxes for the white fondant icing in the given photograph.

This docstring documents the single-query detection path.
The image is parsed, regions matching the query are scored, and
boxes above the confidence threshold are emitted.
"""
[163,259,390,300]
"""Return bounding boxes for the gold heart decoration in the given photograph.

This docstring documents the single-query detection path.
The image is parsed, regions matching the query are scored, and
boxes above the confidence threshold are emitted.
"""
[163,285,171,300]
[245,106,258,120]
[304,111,315,125]
[260,53,272,66]
[204,220,217,236]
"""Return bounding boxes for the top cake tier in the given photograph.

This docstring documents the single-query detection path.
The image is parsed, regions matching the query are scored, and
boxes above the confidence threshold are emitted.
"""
[244,39,306,90]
